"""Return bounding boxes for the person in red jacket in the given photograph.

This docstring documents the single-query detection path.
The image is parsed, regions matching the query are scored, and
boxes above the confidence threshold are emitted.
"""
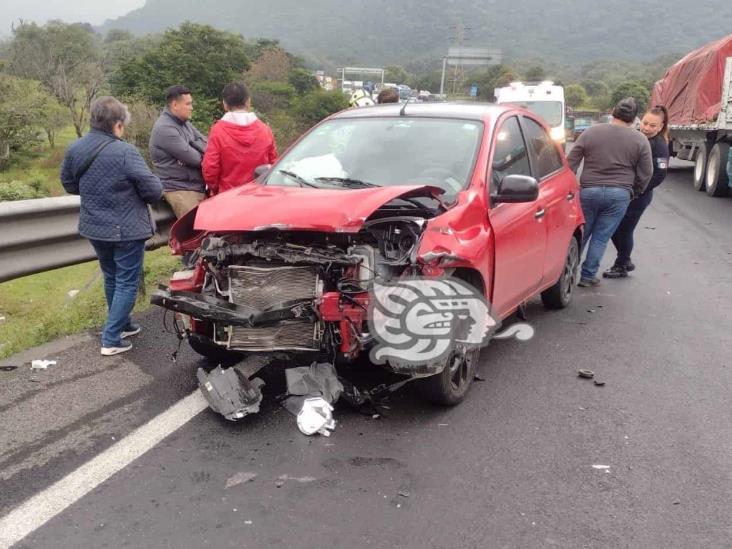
[202,82,278,195]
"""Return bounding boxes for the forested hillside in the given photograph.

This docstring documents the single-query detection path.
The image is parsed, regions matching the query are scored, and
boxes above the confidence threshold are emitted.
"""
[102,0,731,66]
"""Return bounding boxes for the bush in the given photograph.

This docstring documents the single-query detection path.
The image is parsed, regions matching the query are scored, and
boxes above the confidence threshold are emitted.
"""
[0,179,48,201]
[294,90,349,128]
[250,81,296,112]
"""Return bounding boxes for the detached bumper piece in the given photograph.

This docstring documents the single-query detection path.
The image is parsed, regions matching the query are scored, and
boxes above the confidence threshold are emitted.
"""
[197,366,265,421]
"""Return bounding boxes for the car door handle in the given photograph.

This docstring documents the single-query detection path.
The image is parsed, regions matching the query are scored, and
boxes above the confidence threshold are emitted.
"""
[567,191,575,201]
[534,208,546,219]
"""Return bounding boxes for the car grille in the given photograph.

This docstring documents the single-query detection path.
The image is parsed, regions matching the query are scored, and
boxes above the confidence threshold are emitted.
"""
[227,265,320,351]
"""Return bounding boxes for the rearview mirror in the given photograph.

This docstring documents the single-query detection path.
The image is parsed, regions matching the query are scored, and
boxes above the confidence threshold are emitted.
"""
[491,174,539,204]
[253,164,272,179]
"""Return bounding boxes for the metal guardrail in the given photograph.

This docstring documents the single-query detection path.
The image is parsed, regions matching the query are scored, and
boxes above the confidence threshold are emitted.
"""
[0,197,176,283]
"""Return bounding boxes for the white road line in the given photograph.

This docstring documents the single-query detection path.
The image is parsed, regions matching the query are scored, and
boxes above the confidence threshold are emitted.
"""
[0,390,208,549]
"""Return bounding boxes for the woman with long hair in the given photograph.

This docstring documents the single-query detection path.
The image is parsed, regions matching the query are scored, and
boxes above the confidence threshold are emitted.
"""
[604,105,670,278]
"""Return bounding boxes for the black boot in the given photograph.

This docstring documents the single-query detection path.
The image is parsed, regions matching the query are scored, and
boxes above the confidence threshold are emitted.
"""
[603,264,628,278]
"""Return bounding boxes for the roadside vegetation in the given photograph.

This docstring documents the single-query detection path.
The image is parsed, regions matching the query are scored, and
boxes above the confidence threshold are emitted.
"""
[0,248,179,360]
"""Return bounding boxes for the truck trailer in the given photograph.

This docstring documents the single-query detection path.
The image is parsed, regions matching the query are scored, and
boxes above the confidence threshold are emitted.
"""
[651,35,732,197]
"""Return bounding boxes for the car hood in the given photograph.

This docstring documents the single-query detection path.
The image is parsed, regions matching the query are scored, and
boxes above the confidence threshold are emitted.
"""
[194,183,443,233]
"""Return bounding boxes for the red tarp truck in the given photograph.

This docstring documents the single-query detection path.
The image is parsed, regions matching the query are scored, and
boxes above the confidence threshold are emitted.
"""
[651,35,732,196]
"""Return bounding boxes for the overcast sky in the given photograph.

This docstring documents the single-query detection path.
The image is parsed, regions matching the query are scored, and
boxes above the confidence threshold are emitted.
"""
[1,0,146,36]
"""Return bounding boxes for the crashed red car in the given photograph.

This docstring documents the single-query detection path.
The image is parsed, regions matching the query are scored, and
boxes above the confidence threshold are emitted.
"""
[153,103,583,406]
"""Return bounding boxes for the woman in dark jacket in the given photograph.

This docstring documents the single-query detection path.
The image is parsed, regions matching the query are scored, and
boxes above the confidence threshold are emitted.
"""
[604,105,670,278]
[61,96,163,355]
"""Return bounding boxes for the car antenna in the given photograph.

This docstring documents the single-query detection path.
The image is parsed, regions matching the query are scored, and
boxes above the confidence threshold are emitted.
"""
[399,98,408,117]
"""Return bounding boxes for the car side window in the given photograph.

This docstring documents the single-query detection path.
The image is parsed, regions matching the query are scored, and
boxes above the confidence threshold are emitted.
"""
[521,116,564,180]
[490,116,531,194]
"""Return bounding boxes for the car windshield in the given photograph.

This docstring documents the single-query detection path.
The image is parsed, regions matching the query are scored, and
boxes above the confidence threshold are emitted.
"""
[505,101,563,127]
[265,117,483,198]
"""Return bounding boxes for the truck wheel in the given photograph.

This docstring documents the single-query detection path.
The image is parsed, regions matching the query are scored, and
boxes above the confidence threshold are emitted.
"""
[693,143,709,191]
[541,236,579,309]
[705,143,730,197]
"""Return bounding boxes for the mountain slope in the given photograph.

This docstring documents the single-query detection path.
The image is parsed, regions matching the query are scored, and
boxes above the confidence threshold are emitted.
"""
[101,0,732,66]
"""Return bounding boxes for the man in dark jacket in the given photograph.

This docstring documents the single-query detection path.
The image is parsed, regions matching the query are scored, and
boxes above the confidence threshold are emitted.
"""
[567,97,653,287]
[61,96,163,356]
[149,85,208,218]
[202,81,278,195]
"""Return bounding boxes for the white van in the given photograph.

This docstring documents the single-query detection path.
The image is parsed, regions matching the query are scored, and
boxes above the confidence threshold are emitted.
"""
[494,81,566,143]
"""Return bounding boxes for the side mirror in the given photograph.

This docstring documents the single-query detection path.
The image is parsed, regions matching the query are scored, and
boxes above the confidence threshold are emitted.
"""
[491,174,539,204]
[253,164,272,179]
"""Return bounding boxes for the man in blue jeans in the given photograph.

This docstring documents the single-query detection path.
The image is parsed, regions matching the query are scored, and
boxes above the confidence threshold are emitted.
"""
[61,96,163,355]
[567,98,653,286]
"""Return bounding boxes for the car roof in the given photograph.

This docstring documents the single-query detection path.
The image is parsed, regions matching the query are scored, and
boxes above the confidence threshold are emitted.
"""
[331,102,509,122]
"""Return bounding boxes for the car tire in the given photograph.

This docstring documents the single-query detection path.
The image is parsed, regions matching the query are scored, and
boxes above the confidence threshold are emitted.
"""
[419,345,480,406]
[188,333,241,371]
[705,143,730,197]
[693,142,709,191]
[541,236,580,310]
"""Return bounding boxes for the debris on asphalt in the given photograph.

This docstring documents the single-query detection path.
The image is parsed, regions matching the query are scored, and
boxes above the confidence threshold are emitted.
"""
[577,369,595,379]
[372,414,380,420]
[225,472,258,489]
[644,226,656,230]
[398,490,410,498]
[673,500,681,505]
[197,365,264,421]
[277,474,316,484]
[0,365,19,372]
[592,464,610,470]
[474,373,486,382]
[587,309,596,313]
[594,380,606,387]
[295,397,336,436]
[31,359,57,370]
[285,362,343,404]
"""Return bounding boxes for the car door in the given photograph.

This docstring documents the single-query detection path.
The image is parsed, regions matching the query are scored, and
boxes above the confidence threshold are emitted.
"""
[520,115,579,287]
[488,115,547,318]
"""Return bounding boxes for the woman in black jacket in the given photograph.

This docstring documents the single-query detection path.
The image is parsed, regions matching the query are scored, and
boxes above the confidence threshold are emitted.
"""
[604,105,670,278]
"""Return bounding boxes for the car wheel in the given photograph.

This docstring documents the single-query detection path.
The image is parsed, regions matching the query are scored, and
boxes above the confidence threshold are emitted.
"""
[541,236,579,309]
[693,142,709,191]
[419,345,480,406]
[188,333,242,371]
[705,143,730,197]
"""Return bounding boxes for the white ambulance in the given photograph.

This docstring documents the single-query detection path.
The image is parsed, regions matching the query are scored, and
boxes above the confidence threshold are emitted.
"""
[494,81,566,143]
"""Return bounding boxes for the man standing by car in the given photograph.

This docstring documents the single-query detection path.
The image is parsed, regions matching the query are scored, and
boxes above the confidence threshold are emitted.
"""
[202,81,277,195]
[61,96,162,356]
[149,85,208,218]
[567,97,653,287]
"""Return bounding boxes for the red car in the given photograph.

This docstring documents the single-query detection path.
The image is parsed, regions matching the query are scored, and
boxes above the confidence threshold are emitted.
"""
[154,103,583,406]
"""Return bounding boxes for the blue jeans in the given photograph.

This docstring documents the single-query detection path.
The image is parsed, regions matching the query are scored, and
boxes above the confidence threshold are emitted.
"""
[611,189,653,266]
[90,239,146,347]
[580,186,631,279]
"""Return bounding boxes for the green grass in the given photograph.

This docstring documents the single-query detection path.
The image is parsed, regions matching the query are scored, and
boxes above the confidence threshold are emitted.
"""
[0,248,181,359]
[0,127,78,198]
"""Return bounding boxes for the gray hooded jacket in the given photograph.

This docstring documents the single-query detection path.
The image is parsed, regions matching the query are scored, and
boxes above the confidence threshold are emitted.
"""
[149,108,208,192]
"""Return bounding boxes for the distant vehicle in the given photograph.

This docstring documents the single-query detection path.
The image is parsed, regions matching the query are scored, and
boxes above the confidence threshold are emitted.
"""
[494,81,566,143]
[571,115,594,141]
[598,114,612,124]
[651,34,732,196]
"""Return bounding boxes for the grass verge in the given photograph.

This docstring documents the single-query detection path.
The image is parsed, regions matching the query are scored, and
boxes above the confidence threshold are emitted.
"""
[0,247,180,359]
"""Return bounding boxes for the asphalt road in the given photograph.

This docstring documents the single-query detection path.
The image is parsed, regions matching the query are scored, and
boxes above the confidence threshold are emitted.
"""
[2,163,732,549]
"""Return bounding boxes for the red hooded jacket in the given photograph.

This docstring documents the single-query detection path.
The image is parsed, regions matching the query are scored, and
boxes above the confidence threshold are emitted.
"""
[202,112,278,195]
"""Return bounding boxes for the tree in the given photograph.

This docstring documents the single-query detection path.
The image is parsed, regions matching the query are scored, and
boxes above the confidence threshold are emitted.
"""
[610,80,651,114]
[38,100,69,148]
[249,81,296,113]
[525,66,546,81]
[0,74,48,168]
[288,68,319,95]
[245,47,292,82]
[565,84,589,109]
[8,21,106,137]
[384,65,409,84]
[112,22,250,107]
[294,90,349,127]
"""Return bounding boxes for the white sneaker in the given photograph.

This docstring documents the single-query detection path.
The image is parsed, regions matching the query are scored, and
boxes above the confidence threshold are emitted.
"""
[121,325,141,339]
[101,341,133,356]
